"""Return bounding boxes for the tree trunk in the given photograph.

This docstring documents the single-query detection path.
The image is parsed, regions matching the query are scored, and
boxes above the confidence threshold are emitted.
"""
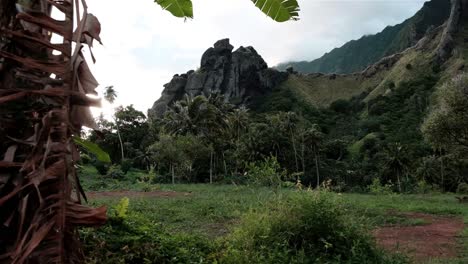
[440,153,445,191]
[115,118,125,161]
[301,134,305,177]
[210,150,213,184]
[290,128,299,172]
[223,151,228,178]
[315,149,320,189]
[171,163,175,184]
[396,170,402,193]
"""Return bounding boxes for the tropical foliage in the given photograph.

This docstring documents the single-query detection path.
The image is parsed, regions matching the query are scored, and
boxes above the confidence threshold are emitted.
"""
[0,0,300,261]
[0,0,107,262]
[155,0,300,22]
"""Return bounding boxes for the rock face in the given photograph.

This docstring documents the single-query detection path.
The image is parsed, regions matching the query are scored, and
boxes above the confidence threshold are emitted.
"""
[148,39,288,119]
[436,0,468,63]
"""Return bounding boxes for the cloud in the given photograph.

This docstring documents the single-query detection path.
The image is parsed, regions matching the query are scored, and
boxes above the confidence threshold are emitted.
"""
[85,0,427,115]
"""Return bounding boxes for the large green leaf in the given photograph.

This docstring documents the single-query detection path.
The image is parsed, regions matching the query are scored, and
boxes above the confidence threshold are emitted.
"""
[154,0,299,22]
[251,0,300,22]
[155,0,193,19]
[73,137,111,163]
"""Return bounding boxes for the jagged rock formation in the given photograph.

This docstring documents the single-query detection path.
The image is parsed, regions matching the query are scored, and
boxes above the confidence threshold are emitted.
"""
[149,39,288,119]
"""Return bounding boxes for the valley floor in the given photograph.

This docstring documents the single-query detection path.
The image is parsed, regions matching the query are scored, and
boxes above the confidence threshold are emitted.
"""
[83,181,468,263]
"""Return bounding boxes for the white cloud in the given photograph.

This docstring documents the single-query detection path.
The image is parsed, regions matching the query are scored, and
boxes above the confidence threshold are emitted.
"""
[84,0,427,116]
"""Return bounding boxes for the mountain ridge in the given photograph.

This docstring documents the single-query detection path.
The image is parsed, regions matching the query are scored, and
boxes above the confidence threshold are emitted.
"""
[276,0,451,74]
[149,0,468,120]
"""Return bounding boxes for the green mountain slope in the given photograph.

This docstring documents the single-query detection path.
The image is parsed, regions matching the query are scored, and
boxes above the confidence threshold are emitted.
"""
[276,0,451,74]
[257,0,468,111]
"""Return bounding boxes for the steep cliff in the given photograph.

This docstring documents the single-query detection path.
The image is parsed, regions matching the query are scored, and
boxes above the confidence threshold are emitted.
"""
[148,39,288,119]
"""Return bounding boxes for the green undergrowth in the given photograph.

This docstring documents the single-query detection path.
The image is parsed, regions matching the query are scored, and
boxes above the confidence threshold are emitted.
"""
[81,183,468,263]
[82,188,408,264]
[79,165,153,191]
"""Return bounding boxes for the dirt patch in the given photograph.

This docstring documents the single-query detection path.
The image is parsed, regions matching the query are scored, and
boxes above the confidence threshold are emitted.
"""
[87,190,191,199]
[373,212,464,262]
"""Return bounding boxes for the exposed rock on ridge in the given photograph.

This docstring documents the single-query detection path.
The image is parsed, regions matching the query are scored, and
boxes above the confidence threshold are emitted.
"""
[436,0,468,63]
[149,39,288,119]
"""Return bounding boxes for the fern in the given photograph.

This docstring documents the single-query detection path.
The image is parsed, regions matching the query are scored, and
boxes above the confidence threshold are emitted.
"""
[114,197,130,219]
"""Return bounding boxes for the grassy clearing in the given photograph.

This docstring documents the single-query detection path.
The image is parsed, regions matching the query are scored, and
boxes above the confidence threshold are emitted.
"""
[80,168,467,263]
[84,187,468,262]
[87,184,290,237]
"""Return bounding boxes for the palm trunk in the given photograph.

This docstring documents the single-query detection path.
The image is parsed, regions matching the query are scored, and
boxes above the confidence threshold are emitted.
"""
[223,151,228,178]
[440,153,445,191]
[290,128,299,172]
[315,151,320,189]
[396,170,402,193]
[301,134,305,177]
[171,163,175,184]
[210,150,213,184]
[115,118,125,161]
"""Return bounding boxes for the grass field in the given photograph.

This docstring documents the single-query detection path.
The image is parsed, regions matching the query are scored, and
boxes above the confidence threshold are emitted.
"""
[80,167,468,263]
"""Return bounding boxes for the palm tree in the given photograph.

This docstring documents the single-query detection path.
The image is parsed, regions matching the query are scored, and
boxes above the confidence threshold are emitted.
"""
[0,0,300,261]
[163,95,221,183]
[103,85,125,161]
[104,85,118,104]
[281,112,300,172]
[303,125,324,188]
[227,106,250,175]
[383,142,409,193]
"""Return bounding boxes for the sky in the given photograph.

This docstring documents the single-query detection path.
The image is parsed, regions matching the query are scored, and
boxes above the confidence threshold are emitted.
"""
[81,0,428,117]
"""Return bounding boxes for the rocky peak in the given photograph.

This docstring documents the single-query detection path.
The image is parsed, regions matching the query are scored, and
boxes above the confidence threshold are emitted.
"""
[148,39,288,120]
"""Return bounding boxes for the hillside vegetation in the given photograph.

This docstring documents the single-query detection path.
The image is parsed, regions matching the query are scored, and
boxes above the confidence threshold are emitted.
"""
[277,0,451,74]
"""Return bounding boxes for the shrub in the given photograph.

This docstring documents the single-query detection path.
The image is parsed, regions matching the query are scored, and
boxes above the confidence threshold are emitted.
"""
[369,178,394,195]
[457,183,468,194]
[245,156,287,188]
[82,201,216,264]
[120,159,133,174]
[114,197,130,220]
[93,160,109,175]
[414,180,432,194]
[107,165,124,180]
[220,192,406,263]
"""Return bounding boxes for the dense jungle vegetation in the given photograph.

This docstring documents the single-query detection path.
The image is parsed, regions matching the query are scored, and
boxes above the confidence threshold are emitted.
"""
[84,73,468,194]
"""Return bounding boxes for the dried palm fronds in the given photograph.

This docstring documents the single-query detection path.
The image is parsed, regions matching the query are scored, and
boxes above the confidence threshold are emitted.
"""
[0,0,106,263]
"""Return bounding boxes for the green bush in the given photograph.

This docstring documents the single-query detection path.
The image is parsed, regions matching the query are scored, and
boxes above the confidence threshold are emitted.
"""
[414,180,438,194]
[457,183,468,194]
[82,206,216,264]
[121,159,133,174]
[220,192,406,263]
[107,165,124,180]
[369,178,394,195]
[245,156,287,188]
[93,160,110,175]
